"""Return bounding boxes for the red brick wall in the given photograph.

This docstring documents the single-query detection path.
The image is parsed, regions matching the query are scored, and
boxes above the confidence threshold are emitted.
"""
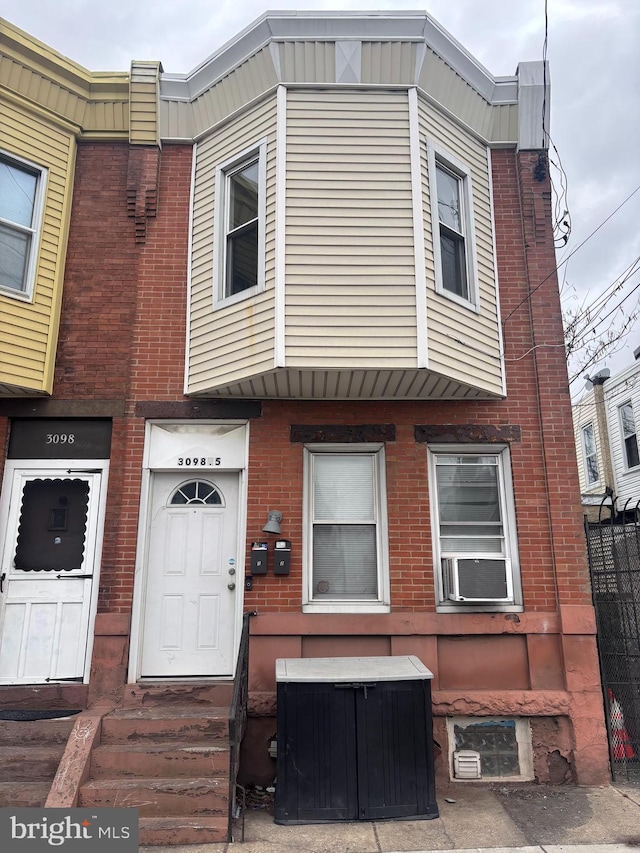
[240,148,591,614]
[48,142,193,613]
[54,143,138,400]
[23,141,588,617]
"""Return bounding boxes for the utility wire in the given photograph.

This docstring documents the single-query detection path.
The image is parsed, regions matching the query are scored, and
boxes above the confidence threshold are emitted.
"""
[564,256,640,337]
[503,182,640,325]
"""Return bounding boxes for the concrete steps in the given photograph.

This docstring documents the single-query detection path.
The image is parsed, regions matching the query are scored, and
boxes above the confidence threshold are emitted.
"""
[0,745,64,781]
[79,776,229,815]
[80,690,234,845]
[101,705,230,743]
[90,742,230,778]
[0,715,77,807]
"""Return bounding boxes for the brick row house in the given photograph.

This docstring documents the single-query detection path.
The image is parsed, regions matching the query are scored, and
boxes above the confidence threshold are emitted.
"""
[0,11,609,844]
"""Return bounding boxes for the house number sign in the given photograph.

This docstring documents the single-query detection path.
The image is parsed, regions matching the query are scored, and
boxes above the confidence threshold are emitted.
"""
[8,419,113,459]
[177,456,222,467]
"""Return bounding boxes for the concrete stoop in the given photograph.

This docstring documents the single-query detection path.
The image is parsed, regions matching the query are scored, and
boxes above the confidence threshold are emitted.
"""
[78,683,234,846]
[0,717,76,808]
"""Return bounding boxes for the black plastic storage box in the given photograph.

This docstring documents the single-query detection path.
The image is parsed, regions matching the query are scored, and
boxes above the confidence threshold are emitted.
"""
[275,655,438,824]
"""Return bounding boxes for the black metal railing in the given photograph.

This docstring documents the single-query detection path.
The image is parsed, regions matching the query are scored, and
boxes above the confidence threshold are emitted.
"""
[586,496,640,783]
[227,611,255,840]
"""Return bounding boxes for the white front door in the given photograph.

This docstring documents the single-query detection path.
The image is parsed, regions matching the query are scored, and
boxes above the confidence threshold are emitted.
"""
[140,472,240,677]
[0,469,102,684]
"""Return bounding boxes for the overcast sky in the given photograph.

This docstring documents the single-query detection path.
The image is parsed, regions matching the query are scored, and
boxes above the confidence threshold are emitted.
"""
[3,0,639,387]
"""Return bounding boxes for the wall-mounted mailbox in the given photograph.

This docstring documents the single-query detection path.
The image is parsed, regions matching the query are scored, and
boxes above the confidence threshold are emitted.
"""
[274,539,291,575]
[250,542,268,575]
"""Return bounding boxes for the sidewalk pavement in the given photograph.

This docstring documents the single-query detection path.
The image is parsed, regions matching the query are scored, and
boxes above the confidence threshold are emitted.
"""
[145,782,640,853]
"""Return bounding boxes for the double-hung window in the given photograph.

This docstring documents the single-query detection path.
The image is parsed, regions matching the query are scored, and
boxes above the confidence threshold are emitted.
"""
[303,445,389,613]
[581,423,600,485]
[214,140,266,306]
[429,446,521,609]
[0,152,45,298]
[427,142,478,308]
[619,402,640,469]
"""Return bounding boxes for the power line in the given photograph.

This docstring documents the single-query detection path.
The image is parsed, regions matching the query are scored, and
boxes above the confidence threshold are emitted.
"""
[564,255,640,340]
[503,182,640,325]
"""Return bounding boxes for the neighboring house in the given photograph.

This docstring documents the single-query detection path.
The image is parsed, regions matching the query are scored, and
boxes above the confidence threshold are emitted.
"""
[0,11,609,844]
[573,349,640,519]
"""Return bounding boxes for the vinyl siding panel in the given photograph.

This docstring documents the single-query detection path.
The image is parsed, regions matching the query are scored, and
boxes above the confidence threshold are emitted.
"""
[278,42,335,83]
[0,55,87,127]
[572,392,606,494]
[129,63,161,145]
[285,89,417,369]
[418,94,503,395]
[419,48,495,140]
[160,99,193,140]
[82,100,129,135]
[187,95,277,394]
[165,49,278,141]
[0,102,75,394]
[491,103,519,143]
[605,368,640,504]
[361,42,416,84]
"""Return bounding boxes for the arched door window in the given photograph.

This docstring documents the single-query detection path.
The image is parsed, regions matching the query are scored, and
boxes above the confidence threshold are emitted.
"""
[169,480,224,506]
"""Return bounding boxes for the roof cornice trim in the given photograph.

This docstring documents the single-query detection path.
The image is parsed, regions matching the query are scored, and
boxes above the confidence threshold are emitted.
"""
[159,11,518,105]
[1,18,128,98]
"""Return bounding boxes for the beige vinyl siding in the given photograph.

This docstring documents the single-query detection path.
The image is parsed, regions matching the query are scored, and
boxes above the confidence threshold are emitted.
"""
[419,48,498,141]
[0,102,75,394]
[278,42,335,83]
[605,369,640,504]
[129,62,160,145]
[0,54,87,128]
[187,95,277,394]
[418,95,503,395]
[83,100,129,135]
[491,103,519,143]
[285,90,416,369]
[572,392,602,494]
[361,42,417,85]
[0,30,130,138]
[164,49,278,141]
[160,99,193,140]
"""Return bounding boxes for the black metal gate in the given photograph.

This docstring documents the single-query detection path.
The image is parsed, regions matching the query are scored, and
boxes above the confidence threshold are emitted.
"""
[586,498,640,782]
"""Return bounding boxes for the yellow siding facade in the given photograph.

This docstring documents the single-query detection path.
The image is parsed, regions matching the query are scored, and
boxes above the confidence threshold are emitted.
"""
[0,102,75,394]
[0,17,147,396]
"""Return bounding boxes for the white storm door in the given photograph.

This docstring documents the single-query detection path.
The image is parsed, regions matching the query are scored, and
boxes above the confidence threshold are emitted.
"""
[140,472,239,677]
[0,470,102,684]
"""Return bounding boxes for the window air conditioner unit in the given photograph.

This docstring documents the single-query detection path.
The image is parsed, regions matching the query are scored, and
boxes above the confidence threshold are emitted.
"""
[443,557,513,603]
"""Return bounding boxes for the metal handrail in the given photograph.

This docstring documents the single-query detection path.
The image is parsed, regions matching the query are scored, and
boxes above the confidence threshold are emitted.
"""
[227,611,255,841]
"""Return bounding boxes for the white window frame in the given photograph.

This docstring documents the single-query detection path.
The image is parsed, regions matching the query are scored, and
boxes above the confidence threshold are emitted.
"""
[427,140,479,311]
[428,444,522,612]
[302,443,390,614]
[580,422,600,486]
[0,150,47,301]
[213,139,267,309]
[619,401,640,471]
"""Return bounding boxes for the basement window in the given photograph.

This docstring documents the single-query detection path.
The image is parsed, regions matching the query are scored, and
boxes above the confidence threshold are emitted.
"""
[447,717,533,781]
